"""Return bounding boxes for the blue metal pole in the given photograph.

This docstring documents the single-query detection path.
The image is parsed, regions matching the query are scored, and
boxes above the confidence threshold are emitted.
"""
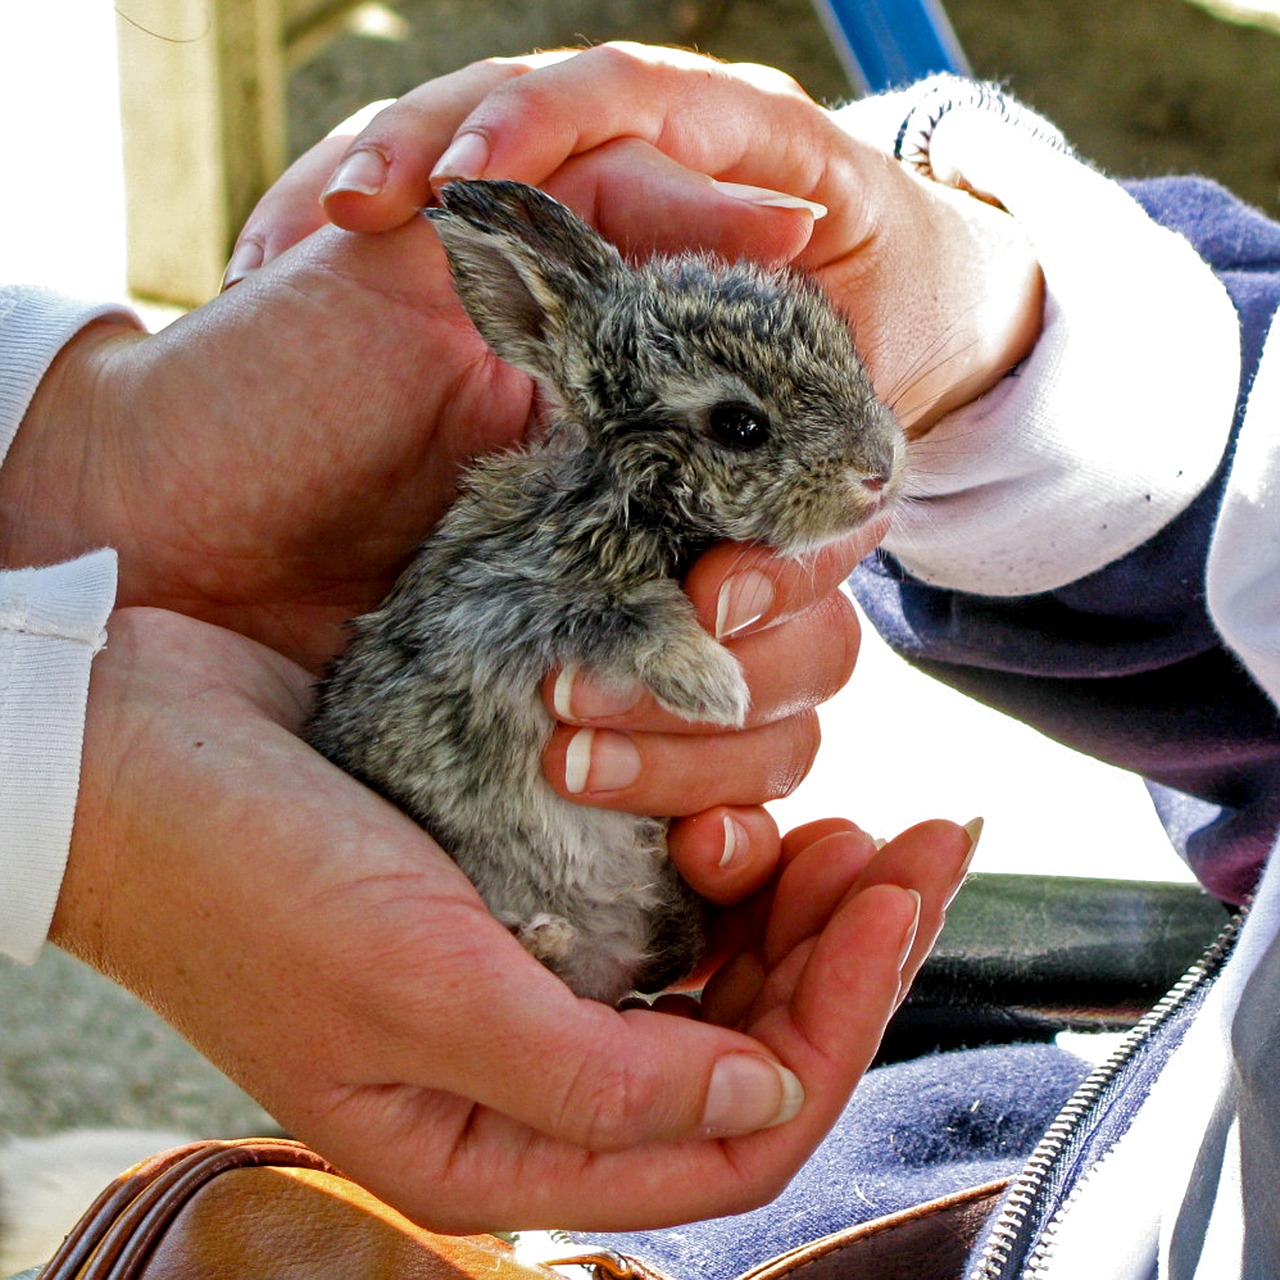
[811,0,971,94]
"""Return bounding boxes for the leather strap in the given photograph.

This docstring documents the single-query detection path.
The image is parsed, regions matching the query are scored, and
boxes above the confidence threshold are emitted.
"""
[559,1179,1008,1280]
[735,1179,1009,1279]
[36,1139,556,1280]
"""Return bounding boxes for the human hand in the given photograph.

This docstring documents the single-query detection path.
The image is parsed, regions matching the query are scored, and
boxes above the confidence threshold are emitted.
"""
[542,531,878,900]
[55,605,977,1231]
[236,43,1044,434]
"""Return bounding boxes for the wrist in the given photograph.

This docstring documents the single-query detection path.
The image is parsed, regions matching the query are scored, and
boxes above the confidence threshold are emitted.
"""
[0,317,144,569]
[897,175,1045,435]
[845,159,1044,438]
[829,85,1046,437]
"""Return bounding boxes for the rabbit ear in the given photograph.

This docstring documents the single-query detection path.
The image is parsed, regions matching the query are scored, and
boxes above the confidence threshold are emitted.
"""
[427,181,622,380]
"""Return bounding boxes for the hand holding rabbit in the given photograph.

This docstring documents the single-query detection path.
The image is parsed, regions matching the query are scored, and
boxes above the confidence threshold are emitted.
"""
[54,606,977,1232]
[234,42,1044,434]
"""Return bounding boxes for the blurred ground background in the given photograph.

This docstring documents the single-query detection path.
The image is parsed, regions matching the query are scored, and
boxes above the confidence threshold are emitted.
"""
[1,0,1277,1167]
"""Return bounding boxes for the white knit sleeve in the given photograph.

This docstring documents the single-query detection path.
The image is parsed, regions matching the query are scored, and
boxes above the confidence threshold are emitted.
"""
[0,551,117,962]
[834,80,1241,597]
[0,287,134,963]
[1206,315,1280,711]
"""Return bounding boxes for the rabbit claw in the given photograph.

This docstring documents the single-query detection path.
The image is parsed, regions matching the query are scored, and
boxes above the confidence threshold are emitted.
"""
[500,911,579,966]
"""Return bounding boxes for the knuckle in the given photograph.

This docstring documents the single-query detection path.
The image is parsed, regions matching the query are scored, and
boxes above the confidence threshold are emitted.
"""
[769,711,821,799]
[479,74,562,135]
[459,53,537,86]
[822,590,862,692]
[732,59,810,101]
[585,41,651,73]
[559,1055,670,1151]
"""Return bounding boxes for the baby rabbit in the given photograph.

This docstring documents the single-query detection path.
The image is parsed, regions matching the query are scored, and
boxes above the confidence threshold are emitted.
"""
[307,180,903,1004]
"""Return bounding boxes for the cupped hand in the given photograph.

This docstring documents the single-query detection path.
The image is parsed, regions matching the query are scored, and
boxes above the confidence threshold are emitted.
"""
[237,42,1044,434]
[55,605,977,1231]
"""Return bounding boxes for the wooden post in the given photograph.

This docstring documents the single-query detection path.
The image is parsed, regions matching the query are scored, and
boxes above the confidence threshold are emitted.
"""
[115,0,287,306]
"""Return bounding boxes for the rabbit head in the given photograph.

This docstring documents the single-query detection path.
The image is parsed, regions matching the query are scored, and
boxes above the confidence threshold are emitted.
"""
[428,180,902,555]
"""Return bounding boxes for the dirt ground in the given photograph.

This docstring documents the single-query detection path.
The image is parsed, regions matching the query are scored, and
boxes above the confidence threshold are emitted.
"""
[290,0,1280,213]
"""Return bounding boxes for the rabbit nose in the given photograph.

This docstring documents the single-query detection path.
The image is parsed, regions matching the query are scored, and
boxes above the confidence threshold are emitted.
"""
[851,466,893,497]
[846,462,898,517]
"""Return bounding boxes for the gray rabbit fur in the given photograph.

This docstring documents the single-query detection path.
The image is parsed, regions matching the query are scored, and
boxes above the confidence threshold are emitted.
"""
[306,180,903,1004]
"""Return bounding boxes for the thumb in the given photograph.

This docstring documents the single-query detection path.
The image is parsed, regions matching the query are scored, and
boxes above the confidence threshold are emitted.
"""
[387,927,806,1149]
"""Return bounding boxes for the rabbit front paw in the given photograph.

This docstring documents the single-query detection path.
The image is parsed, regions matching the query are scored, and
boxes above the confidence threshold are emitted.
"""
[500,911,579,966]
[638,633,750,727]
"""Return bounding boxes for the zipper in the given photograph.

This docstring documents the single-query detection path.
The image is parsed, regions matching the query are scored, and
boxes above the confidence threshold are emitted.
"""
[966,904,1247,1280]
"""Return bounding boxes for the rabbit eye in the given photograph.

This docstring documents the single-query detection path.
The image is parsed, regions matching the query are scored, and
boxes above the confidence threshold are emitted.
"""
[707,401,771,451]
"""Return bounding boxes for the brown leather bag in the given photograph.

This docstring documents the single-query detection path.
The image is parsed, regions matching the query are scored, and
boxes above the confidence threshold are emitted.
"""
[34,1137,1006,1280]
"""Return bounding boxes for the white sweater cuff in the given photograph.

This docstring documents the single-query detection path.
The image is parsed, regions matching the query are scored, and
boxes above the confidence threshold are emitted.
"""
[1206,315,1280,710]
[0,550,118,963]
[0,286,134,963]
[0,286,140,465]
[839,82,1241,596]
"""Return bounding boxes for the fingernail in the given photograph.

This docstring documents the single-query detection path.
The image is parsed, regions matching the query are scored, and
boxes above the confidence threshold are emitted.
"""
[963,816,986,851]
[323,147,389,199]
[702,1055,804,1136]
[431,131,490,185]
[221,239,263,291]
[947,817,984,908]
[719,815,748,869]
[709,179,827,219]
[898,889,923,970]
[894,888,924,1009]
[554,665,643,721]
[715,570,775,640]
[564,728,641,795]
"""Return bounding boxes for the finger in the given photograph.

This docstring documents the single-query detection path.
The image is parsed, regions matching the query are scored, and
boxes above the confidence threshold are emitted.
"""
[229,98,400,277]
[429,42,821,197]
[844,817,983,989]
[698,826,882,1025]
[685,526,886,643]
[543,711,820,815]
[762,828,890,967]
[543,589,859,734]
[320,53,574,231]
[667,805,780,905]
[698,818,869,1006]
[387,977,809,1154]
[542,138,821,264]
[696,824,885,1024]
[699,947,770,1032]
[780,816,862,860]
[762,880,920,1092]
[224,135,352,285]
[696,881,923,1197]
[705,819,978,1029]
[767,818,979,980]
